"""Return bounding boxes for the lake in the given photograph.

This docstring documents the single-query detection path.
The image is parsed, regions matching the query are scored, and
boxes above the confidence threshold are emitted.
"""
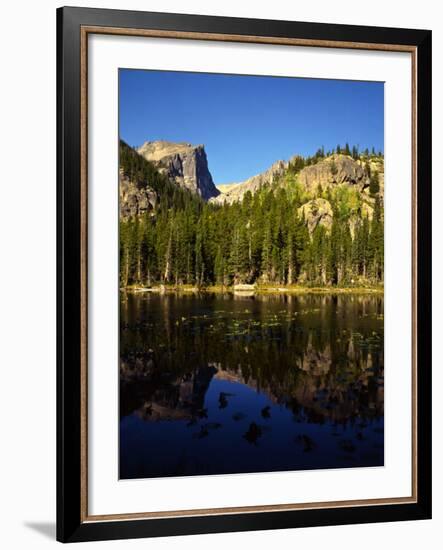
[119,292,384,479]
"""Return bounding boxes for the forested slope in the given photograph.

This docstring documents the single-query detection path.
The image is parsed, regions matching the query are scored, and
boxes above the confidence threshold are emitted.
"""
[119,141,384,288]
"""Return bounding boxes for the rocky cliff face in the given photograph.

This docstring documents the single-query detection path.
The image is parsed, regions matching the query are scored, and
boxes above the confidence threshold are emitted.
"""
[298,198,334,235]
[119,170,157,220]
[299,154,368,192]
[297,154,384,198]
[212,153,383,206]
[295,155,384,235]
[137,140,220,201]
[211,160,288,205]
[298,197,377,237]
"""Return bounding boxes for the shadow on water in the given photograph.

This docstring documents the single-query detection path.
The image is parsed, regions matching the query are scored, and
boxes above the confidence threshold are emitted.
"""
[120,292,384,479]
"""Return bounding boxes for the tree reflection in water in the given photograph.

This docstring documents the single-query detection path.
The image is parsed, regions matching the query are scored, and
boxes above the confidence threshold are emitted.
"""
[120,292,384,479]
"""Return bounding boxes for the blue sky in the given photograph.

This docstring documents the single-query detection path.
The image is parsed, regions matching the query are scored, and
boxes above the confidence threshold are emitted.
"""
[119,70,384,184]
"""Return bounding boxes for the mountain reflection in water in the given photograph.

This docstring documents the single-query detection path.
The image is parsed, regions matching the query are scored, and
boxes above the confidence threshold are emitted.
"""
[120,292,384,479]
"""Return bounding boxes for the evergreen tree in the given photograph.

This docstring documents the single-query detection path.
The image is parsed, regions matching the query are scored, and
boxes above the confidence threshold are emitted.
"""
[368,197,384,282]
[195,224,205,287]
[214,245,226,286]
[369,170,380,196]
[261,219,273,283]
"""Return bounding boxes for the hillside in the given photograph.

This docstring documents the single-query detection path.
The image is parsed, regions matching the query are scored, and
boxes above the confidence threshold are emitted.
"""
[211,160,288,205]
[213,152,383,205]
[119,140,204,219]
[119,141,384,289]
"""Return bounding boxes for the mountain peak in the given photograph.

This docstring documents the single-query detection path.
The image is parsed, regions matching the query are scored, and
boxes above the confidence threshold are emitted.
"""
[137,140,219,200]
[138,140,195,160]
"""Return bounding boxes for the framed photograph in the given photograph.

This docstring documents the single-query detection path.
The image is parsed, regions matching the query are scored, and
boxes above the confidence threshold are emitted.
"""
[57,6,432,543]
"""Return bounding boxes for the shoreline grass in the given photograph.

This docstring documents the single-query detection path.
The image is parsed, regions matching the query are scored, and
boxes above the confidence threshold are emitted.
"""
[123,283,384,295]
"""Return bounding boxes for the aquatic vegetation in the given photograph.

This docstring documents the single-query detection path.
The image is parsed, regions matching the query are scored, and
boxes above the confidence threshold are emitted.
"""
[243,422,263,445]
[295,434,316,452]
[120,293,384,478]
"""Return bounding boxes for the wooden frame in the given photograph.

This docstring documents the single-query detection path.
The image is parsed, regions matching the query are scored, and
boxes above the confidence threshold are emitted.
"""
[57,6,432,542]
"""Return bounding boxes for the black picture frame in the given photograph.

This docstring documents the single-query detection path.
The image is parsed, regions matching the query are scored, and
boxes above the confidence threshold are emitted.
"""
[57,6,432,543]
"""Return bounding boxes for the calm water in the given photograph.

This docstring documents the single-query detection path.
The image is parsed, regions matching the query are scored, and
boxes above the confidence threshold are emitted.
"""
[119,292,384,479]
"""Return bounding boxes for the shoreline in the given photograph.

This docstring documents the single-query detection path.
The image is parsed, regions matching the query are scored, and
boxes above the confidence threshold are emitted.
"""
[122,284,384,295]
